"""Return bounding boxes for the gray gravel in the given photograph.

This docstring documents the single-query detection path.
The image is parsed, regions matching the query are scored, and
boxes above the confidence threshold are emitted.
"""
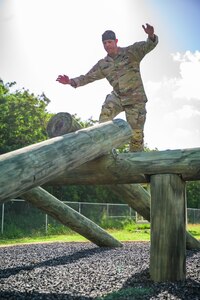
[0,242,199,299]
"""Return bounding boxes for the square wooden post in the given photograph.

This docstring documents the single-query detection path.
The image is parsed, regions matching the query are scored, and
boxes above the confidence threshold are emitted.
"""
[150,174,186,282]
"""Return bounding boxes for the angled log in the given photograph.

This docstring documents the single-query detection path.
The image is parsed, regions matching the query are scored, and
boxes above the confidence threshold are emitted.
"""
[0,119,132,203]
[22,187,122,248]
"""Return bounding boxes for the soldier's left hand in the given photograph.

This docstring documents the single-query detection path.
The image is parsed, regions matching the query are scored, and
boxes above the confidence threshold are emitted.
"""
[142,23,154,37]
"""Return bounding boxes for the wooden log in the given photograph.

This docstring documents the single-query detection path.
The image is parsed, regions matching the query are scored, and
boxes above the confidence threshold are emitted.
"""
[48,154,147,185]
[150,174,186,282]
[48,148,200,185]
[22,187,122,248]
[47,112,81,137]
[0,119,132,203]
[109,184,151,221]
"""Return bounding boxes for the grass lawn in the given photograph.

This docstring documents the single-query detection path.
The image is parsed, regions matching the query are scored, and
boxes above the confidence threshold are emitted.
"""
[0,224,199,247]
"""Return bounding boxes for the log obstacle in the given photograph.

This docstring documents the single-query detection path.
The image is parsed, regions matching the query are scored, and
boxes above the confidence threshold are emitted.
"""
[45,112,200,282]
[46,114,200,251]
[0,119,132,203]
[22,187,122,248]
[1,111,200,282]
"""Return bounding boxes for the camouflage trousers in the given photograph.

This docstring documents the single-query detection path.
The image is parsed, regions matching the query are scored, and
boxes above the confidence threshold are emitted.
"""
[99,92,147,152]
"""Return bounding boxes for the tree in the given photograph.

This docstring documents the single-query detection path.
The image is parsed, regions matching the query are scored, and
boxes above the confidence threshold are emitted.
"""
[0,80,52,154]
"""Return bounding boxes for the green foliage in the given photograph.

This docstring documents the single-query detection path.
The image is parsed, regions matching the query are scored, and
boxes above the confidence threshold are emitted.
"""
[2,223,25,239]
[123,222,150,232]
[97,287,153,300]
[186,181,200,208]
[0,80,52,154]
[2,201,47,238]
[72,113,98,128]
[100,215,136,230]
[46,223,73,235]
[46,184,124,204]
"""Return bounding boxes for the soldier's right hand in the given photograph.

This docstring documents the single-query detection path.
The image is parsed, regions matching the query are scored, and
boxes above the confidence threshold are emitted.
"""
[56,75,70,84]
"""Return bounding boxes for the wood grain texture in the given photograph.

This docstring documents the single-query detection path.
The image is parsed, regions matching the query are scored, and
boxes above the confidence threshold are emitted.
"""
[150,174,186,281]
[47,148,200,185]
[46,112,81,137]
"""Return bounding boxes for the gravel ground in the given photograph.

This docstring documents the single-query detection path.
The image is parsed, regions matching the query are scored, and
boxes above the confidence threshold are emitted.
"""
[0,242,199,299]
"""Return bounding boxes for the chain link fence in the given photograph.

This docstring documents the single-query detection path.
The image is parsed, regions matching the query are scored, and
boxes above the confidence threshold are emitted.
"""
[1,199,200,235]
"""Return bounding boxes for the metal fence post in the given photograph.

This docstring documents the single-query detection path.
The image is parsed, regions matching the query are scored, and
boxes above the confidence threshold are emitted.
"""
[1,203,4,235]
[107,203,109,217]
[45,214,48,234]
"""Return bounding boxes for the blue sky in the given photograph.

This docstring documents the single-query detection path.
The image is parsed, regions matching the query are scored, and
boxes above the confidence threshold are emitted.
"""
[151,0,200,52]
[0,0,200,150]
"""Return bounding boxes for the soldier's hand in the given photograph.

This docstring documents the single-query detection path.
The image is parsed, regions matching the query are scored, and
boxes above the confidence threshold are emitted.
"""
[56,75,70,85]
[142,23,154,39]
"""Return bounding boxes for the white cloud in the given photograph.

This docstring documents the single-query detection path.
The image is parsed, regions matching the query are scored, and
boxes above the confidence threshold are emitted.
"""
[145,51,200,150]
[172,51,200,99]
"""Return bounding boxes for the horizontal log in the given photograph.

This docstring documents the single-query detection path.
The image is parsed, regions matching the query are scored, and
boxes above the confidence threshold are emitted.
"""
[47,147,200,186]
[22,187,122,248]
[0,119,132,203]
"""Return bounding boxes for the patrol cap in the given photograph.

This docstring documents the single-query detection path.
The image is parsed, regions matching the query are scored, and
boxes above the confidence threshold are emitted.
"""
[102,30,116,41]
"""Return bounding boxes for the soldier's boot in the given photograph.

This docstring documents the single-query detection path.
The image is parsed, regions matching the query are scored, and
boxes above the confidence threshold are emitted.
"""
[129,129,144,152]
[99,108,113,123]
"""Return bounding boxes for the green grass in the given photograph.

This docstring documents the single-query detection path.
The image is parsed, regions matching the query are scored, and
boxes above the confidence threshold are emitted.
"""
[0,224,199,247]
[96,287,153,300]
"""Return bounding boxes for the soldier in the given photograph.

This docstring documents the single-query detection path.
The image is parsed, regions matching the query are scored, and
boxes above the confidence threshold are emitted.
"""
[56,23,158,152]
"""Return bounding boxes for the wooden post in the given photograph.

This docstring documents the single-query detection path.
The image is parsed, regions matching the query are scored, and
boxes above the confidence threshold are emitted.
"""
[0,119,132,203]
[22,187,122,248]
[150,174,186,281]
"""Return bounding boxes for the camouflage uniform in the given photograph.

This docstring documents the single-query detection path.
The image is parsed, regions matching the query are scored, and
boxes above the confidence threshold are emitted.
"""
[71,36,158,152]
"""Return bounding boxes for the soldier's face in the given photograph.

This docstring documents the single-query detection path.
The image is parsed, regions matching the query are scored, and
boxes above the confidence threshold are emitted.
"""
[103,39,118,57]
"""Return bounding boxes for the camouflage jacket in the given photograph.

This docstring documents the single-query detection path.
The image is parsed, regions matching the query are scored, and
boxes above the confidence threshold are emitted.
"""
[72,35,158,105]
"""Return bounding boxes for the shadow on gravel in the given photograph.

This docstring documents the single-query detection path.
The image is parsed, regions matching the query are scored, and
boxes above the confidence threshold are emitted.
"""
[0,246,111,280]
[0,290,93,300]
[120,267,200,300]
[1,244,200,299]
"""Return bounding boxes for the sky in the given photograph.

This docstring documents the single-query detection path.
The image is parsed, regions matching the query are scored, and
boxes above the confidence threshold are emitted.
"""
[0,0,200,150]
